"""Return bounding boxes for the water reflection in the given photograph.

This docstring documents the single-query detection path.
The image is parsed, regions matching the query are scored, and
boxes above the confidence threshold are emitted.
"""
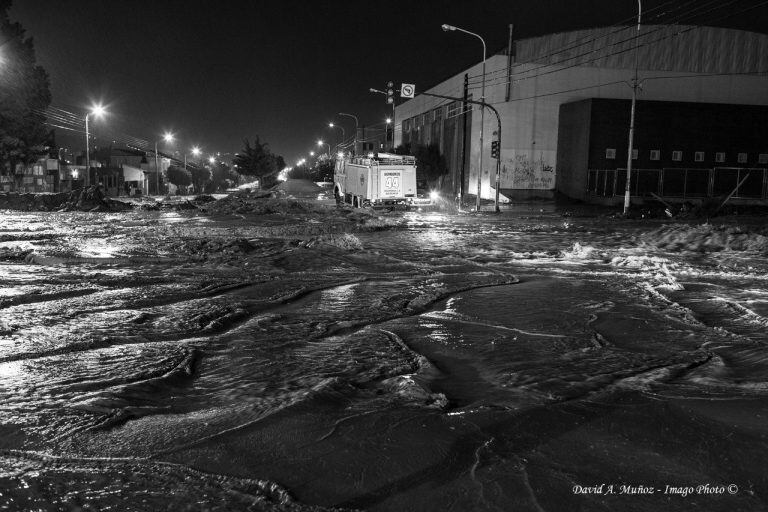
[2,208,768,510]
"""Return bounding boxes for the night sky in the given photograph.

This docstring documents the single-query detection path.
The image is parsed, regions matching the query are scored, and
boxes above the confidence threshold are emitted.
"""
[10,0,768,165]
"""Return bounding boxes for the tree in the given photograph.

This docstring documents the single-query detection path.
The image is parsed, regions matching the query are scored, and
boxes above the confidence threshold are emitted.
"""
[166,165,192,190]
[273,154,285,175]
[314,158,334,183]
[205,161,236,193]
[232,136,282,189]
[188,164,211,194]
[287,164,313,180]
[394,143,447,189]
[0,0,52,175]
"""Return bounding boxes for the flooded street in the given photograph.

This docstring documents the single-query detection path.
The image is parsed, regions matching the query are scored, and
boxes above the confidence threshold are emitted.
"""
[2,203,768,511]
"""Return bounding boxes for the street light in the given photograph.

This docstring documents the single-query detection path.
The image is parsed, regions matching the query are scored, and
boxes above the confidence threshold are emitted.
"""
[328,122,345,152]
[337,112,359,155]
[443,23,486,212]
[154,132,173,196]
[84,104,106,187]
[208,156,216,164]
[317,140,330,157]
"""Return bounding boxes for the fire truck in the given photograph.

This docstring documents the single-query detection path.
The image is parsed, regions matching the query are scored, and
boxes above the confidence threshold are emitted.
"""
[333,153,433,209]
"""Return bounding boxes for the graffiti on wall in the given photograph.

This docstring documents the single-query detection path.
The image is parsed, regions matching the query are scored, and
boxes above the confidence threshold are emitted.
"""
[498,150,555,190]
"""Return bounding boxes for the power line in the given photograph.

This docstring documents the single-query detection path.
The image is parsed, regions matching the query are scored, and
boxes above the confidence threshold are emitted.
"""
[35,103,158,150]
[467,0,738,85]
[466,0,692,84]
[482,69,768,107]
[468,0,768,92]
[467,0,752,90]
[42,122,85,135]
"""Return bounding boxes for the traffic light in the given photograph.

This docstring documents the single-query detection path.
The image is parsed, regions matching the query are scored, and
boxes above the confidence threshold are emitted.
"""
[386,81,394,104]
[491,140,500,159]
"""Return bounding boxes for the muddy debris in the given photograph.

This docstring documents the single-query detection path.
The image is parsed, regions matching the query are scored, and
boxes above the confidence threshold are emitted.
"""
[0,246,34,261]
[0,186,132,212]
[200,189,324,216]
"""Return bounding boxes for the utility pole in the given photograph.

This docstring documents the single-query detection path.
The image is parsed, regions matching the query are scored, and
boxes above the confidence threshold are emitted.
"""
[623,0,642,215]
[442,24,486,212]
[418,90,502,215]
[154,142,159,196]
[505,24,514,102]
[84,114,90,188]
[460,73,469,206]
[338,112,359,155]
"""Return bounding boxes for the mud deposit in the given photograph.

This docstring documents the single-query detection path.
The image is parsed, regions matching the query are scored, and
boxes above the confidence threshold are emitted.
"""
[1,200,768,511]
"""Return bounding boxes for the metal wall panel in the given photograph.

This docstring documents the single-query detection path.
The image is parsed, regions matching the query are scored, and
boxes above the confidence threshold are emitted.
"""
[515,25,768,74]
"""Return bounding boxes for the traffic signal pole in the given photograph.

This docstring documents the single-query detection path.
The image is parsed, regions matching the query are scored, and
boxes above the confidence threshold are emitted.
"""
[386,81,395,150]
[417,91,502,212]
[370,83,397,151]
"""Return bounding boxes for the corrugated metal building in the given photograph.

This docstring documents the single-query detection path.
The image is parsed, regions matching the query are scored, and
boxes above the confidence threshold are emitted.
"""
[395,25,768,202]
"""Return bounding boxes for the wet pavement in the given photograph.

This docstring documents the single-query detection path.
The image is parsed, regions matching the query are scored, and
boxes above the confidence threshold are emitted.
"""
[1,200,767,511]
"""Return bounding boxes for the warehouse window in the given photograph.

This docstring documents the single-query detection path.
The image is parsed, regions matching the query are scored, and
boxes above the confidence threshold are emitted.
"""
[605,148,616,159]
[433,107,443,121]
[650,150,660,161]
[738,153,748,163]
[672,151,683,162]
[632,149,638,160]
[694,151,705,162]
[715,152,726,163]
[447,101,459,118]
[759,154,768,164]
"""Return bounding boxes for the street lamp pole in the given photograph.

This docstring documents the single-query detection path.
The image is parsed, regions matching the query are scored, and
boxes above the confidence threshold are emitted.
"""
[328,123,345,153]
[338,112,358,155]
[154,132,174,196]
[318,140,330,158]
[84,104,105,188]
[154,141,160,196]
[443,24,486,212]
[85,114,91,188]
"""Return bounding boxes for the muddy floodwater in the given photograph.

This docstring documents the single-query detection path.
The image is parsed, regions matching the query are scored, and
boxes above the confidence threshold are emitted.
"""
[2,202,768,511]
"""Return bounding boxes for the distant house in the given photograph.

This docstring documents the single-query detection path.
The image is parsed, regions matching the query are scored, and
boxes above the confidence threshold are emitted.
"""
[0,157,62,194]
[90,146,172,196]
[0,145,177,196]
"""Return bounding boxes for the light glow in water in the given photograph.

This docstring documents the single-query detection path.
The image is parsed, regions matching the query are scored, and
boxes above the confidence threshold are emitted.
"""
[1,208,768,511]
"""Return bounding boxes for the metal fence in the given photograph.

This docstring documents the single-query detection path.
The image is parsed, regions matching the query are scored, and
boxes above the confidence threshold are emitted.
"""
[587,167,767,200]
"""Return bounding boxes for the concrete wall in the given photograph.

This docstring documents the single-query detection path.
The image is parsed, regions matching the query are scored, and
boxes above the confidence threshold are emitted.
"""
[396,26,768,200]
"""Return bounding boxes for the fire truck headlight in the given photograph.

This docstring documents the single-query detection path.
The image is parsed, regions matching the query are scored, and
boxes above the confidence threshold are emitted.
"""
[429,191,440,201]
